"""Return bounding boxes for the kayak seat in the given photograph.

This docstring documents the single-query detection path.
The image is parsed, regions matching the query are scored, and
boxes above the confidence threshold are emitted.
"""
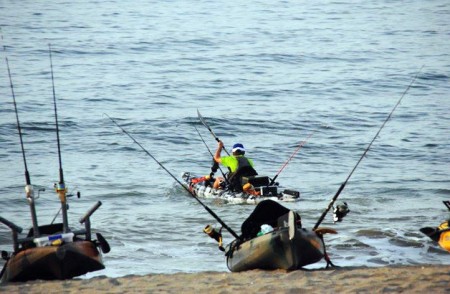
[242,176,270,188]
[240,200,301,240]
[227,166,258,192]
[26,223,64,238]
[277,211,302,229]
[20,223,65,250]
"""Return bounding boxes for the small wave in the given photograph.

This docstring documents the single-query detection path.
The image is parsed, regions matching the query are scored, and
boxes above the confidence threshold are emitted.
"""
[355,229,394,238]
[419,72,449,81]
[435,189,450,196]
[388,237,424,248]
[332,238,373,249]
[182,39,215,46]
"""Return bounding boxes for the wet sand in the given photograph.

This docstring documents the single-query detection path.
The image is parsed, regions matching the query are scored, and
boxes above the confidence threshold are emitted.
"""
[1,265,449,293]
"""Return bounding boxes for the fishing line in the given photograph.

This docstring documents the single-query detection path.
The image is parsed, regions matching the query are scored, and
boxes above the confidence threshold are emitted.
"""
[2,33,30,185]
[49,44,64,184]
[269,126,323,186]
[105,113,241,240]
[313,67,424,230]
[193,123,215,160]
[48,43,70,233]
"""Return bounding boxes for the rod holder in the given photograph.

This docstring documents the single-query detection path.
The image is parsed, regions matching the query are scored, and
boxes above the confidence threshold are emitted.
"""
[0,217,23,252]
[79,201,102,241]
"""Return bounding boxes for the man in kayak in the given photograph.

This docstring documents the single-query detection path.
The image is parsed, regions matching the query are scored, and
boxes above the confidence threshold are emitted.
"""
[213,141,258,191]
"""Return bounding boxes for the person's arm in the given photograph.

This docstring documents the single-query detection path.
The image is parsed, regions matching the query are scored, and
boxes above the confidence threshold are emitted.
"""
[214,140,224,163]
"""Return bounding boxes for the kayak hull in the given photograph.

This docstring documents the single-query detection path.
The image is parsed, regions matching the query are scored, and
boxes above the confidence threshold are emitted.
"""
[182,172,300,204]
[1,240,104,282]
[226,223,325,272]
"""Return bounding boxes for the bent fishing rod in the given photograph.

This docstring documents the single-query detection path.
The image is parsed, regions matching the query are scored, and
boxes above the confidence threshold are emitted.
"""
[2,32,40,237]
[313,67,424,230]
[105,114,241,240]
[197,109,230,156]
[269,127,320,186]
[49,44,70,233]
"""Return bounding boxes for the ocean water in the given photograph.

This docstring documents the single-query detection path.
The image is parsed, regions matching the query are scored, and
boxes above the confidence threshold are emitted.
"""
[0,0,449,278]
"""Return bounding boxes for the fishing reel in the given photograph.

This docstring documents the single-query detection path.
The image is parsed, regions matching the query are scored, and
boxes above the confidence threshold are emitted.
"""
[333,202,350,223]
[53,183,81,198]
[204,225,225,251]
[211,161,219,174]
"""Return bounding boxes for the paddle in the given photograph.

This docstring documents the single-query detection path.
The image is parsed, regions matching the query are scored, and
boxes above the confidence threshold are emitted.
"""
[313,66,424,230]
[197,109,230,156]
[193,123,229,181]
[105,114,241,240]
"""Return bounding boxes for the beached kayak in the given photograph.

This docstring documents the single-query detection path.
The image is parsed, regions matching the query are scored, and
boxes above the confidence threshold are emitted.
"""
[0,207,110,283]
[0,234,104,282]
[203,200,336,271]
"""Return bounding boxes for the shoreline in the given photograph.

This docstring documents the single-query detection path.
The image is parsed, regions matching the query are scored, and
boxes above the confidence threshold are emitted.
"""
[1,264,449,293]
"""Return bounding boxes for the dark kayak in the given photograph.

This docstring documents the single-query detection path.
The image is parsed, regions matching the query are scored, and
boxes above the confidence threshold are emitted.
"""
[204,200,337,272]
[0,202,110,283]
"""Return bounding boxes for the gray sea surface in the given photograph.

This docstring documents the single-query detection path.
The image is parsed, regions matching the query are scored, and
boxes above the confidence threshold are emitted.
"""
[0,0,449,278]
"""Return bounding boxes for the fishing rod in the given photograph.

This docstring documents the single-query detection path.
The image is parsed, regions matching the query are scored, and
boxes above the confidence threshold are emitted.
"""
[193,123,229,184]
[313,67,424,230]
[105,114,241,240]
[197,109,230,156]
[49,44,69,233]
[269,128,320,186]
[2,32,40,237]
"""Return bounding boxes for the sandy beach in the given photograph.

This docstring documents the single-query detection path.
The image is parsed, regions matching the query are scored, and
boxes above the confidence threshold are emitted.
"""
[1,265,449,293]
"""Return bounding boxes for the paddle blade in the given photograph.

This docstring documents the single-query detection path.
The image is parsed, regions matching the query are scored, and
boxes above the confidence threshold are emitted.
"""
[197,109,219,142]
[96,232,111,254]
[197,109,209,130]
[420,227,440,242]
[444,200,450,211]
